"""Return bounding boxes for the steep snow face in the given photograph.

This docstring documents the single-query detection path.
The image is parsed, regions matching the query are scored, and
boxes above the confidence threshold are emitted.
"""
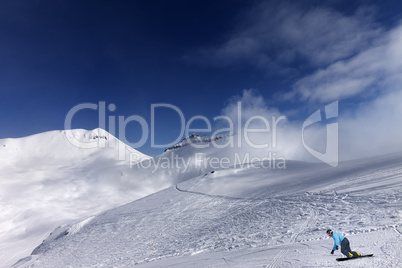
[164,133,233,152]
[177,153,402,198]
[149,132,288,186]
[0,128,148,166]
[0,129,155,268]
[14,153,402,267]
[2,129,244,268]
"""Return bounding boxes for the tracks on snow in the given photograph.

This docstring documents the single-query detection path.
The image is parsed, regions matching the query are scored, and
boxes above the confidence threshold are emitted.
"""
[174,181,401,267]
[267,207,317,268]
[392,225,402,236]
[175,185,244,201]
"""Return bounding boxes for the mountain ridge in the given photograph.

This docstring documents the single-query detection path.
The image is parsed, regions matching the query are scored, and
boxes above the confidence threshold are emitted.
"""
[0,128,152,268]
[13,152,402,267]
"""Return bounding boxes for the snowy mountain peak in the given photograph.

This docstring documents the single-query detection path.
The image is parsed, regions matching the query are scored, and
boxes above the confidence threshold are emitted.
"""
[0,128,149,166]
[0,128,152,268]
[89,130,108,140]
[79,128,109,140]
[164,132,234,152]
[63,128,111,144]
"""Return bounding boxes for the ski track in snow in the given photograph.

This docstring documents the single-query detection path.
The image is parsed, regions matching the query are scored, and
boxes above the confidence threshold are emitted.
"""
[18,188,401,267]
[10,153,402,268]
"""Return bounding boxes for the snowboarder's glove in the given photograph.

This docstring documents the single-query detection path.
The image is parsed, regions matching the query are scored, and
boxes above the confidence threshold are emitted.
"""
[336,246,339,250]
[331,250,334,254]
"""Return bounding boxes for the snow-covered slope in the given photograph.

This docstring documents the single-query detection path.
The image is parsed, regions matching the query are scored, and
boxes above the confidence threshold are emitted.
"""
[164,133,233,152]
[0,129,156,268]
[150,132,287,186]
[2,130,243,268]
[14,153,402,267]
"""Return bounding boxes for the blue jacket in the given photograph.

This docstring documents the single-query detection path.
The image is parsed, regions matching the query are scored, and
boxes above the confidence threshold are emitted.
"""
[331,232,345,250]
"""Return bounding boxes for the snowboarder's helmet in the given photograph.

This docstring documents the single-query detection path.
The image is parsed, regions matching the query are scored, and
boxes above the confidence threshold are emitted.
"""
[326,229,333,235]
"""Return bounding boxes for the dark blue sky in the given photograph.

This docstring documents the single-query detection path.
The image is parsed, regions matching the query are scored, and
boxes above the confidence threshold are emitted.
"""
[1,0,402,155]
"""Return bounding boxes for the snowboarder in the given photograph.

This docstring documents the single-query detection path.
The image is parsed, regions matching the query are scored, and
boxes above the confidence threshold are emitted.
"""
[326,229,360,258]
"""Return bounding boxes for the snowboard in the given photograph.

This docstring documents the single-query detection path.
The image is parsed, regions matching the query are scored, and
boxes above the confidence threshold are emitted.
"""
[336,254,373,261]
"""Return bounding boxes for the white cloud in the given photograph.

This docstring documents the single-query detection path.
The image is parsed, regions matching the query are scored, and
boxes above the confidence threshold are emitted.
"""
[184,2,380,70]
[339,87,402,160]
[289,23,402,103]
[221,89,280,126]
[218,89,308,161]
[189,0,402,161]
[220,85,402,162]
[283,21,402,161]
